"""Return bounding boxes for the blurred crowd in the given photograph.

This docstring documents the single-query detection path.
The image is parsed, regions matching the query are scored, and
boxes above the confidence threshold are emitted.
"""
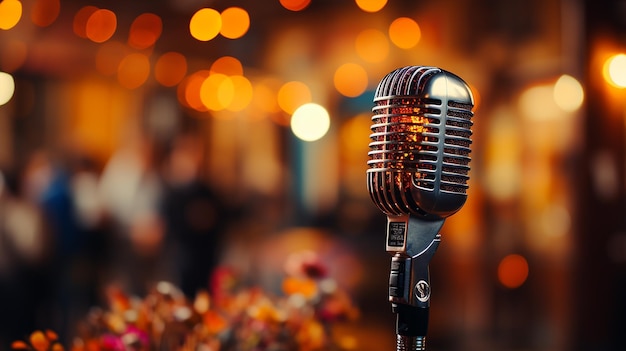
[0,131,237,345]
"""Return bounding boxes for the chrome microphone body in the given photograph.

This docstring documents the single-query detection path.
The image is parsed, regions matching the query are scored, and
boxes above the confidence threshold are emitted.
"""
[367,66,474,350]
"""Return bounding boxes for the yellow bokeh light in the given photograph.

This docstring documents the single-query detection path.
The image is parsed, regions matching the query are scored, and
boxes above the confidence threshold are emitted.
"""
[0,0,22,30]
[497,254,529,289]
[31,0,60,27]
[280,0,311,11]
[0,71,15,106]
[553,74,584,112]
[117,53,150,89]
[210,56,243,76]
[200,73,234,111]
[128,13,162,49]
[355,29,389,63]
[291,103,330,142]
[389,17,421,49]
[227,75,253,111]
[603,53,626,88]
[519,84,562,121]
[189,8,221,42]
[73,5,98,38]
[86,9,117,43]
[220,7,249,39]
[355,0,387,13]
[334,63,368,97]
[277,81,312,114]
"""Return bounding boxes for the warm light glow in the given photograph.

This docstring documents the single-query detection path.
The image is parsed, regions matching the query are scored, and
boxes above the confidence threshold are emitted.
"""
[553,74,584,112]
[155,52,187,87]
[389,17,421,49]
[355,29,389,63]
[210,56,243,76]
[603,53,626,88]
[0,39,27,72]
[0,71,15,106]
[95,41,128,76]
[227,75,253,111]
[0,0,22,30]
[117,53,150,89]
[200,73,234,111]
[220,7,249,39]
[355,0,387,12]
[73,5,98,38]
[277,81,312,114]
[280,0,311,11]
[497,254,529,289]
[334,63,368,97]
[182,70,211,112]
[31,0,60,27]
[128,13,162,49]
[252,79,281,114]
[189,8,221,42]
[86,9,117,43]
[291,103,331,142]
[519,84,562,121]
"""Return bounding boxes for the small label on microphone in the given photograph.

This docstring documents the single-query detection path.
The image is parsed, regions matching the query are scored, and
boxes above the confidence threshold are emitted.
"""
[387,221,406,247]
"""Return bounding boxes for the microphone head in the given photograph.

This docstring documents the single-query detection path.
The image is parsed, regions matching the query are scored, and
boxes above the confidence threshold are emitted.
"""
[367,66,474,219]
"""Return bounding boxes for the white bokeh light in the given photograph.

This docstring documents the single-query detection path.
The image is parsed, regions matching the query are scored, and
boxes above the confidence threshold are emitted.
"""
[553,74,584,112]
[0,72,15,106]
[290,103,330,142]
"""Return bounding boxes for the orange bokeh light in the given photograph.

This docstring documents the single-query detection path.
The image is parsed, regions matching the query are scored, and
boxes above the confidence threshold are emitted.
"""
[86,9,117,43]
[182,70,211,112]
[117,53,151,89]
[497,254,529,289]
[277,81,312,115]
[279,0,311,11]
[334,63,368,97]
[73,6,98,38]
[128,13,162,49]
[0,0,22,30]
[31,0,60,27]
[389,17,421,49]
[355,29,389,63]
[210,56,243,76]
[220,7,250,39]
[154,52,187,87]
[355,0,387,13]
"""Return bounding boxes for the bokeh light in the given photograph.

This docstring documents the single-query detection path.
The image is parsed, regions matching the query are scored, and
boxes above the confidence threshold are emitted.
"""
[86,9,117,43]
[73,5,98,38]
[355,0,387,13]
[0,71,15,106]
[290,103,330,142]
[277,81,312,114]
[200,73,234,111]
[389,17,421,49]
[220,7,250,39]
[603,53,626,88]
[519,84,562,121]
[334,63,368,97]
[117,53,151,89]
[280,0,311,11]
[227,75,253,111]
[190,8,221,42]
[553,74,584,112]
[95,41,128,76]
[252,79,281,115]
[181,70,211,112]
[497,254,529,289]
[154,52,187,87]
[128,13,163,49]
[31,0,60,27]
[355,29,389,63]
[0,0,22,30]
[210,56,244,76]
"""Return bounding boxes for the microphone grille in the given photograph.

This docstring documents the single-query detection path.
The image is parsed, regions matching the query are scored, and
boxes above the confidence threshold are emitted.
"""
[367,66,474,217]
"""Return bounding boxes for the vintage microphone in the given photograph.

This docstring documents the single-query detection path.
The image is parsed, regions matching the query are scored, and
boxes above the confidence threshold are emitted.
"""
[367,66,475,350]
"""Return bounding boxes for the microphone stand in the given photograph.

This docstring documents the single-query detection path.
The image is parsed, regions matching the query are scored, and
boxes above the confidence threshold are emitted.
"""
[386,216,444,351]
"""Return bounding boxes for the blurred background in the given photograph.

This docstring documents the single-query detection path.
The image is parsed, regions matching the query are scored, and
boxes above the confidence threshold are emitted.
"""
[0,0,625,350]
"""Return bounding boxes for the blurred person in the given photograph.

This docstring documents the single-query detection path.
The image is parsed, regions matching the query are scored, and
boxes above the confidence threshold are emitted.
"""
[98,133,166,295]
[160,133,229,298]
